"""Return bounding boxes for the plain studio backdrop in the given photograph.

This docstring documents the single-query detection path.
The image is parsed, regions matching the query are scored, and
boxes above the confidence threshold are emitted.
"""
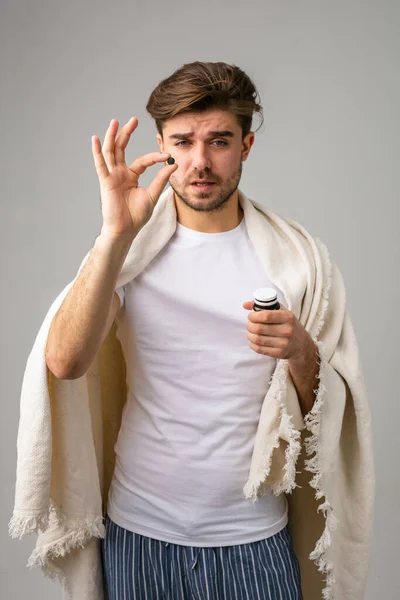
[1,0,398,598]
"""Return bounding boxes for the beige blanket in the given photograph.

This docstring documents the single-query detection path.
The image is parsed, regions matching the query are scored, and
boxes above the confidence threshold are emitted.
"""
[10,186,375,599]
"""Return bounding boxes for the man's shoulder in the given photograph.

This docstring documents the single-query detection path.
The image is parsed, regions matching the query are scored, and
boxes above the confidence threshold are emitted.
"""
[247,197,310,239]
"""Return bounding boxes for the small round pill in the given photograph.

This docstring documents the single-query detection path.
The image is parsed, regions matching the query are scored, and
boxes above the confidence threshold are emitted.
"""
[167,157,175,165]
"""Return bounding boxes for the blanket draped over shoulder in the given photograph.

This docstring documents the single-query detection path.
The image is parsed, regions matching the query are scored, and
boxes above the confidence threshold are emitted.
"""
[10,187,374,600]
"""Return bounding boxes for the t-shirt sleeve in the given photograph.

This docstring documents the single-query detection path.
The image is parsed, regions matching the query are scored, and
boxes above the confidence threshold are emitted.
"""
[115,285,125,309]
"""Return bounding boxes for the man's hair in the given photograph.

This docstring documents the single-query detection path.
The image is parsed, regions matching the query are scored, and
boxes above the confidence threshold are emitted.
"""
[146,61,264,139]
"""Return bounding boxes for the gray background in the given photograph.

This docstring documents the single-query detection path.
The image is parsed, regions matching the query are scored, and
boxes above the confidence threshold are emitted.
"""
[1,0,399,598]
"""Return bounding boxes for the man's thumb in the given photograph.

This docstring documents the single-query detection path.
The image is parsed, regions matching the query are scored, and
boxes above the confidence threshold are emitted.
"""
[242,300,254,310]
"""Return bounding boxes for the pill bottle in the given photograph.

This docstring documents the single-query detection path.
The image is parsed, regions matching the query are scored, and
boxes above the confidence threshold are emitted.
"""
[253,287,280,311]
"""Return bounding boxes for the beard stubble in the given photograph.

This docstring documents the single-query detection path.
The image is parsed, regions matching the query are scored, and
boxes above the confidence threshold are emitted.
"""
[170,162,243,214]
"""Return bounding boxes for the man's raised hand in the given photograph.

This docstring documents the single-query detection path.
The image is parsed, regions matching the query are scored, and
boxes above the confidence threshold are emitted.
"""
[92,117,177,240]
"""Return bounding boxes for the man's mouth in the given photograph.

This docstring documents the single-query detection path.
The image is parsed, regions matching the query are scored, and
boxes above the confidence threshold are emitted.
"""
[191,181,216,190]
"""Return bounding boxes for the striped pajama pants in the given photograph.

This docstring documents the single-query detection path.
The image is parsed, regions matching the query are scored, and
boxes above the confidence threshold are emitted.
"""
[102,515,303,600]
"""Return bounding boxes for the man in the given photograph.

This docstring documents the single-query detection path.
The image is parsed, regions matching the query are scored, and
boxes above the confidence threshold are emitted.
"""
[37,62,373,599]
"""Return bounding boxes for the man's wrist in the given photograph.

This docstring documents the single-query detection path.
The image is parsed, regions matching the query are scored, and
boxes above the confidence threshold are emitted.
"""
[288,335,320,416]
[97,229,135,254]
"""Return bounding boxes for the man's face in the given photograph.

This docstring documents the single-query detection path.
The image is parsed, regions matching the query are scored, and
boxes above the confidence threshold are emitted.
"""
[157,109,254,214]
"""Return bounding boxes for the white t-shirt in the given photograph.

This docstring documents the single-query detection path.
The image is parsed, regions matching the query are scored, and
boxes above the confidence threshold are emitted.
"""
[107,217,288,546]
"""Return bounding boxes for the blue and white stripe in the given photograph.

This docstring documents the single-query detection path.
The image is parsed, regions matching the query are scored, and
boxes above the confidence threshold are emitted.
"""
[102,515,302,599]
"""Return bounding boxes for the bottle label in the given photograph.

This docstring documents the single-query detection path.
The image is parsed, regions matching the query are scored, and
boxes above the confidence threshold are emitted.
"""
[253,301,280,311]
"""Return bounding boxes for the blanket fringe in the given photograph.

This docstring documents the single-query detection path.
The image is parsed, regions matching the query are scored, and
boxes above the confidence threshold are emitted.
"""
[304,349,338,600]
[244,361,302,501]
[271,372,303,496]
[29,514,105,600]
[10,508,104,599]
[9,513,50,539]
[28,516,105,567]
[29,558,70,600]
[303,237,337,600]
[243,434,281,501]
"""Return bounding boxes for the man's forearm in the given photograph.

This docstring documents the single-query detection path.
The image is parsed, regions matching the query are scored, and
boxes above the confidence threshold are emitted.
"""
[45,231,133,379]
[288,336,320,417]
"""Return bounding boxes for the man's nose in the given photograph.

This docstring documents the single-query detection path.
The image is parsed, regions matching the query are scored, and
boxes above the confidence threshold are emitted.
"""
[191,144,212,171]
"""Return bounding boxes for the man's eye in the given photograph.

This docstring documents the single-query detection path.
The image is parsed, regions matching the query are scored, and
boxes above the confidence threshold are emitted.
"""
[175,140,227,148]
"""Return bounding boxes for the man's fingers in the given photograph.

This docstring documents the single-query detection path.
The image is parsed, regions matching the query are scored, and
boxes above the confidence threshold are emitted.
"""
[147,162,179,205]
[102,119,119,170]
[91,135,110,181]
[115,117,139,165]
[128,152,174,182]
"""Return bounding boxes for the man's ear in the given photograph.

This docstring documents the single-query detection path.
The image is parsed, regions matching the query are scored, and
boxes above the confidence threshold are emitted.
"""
[156,133,164,153]
[242,132,255,162]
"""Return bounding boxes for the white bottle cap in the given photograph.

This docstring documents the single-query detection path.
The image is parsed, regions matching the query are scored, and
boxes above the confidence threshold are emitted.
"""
[253,287,278,302]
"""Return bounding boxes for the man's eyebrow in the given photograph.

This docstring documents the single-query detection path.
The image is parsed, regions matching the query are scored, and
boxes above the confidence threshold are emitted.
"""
[168,130,235,140]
